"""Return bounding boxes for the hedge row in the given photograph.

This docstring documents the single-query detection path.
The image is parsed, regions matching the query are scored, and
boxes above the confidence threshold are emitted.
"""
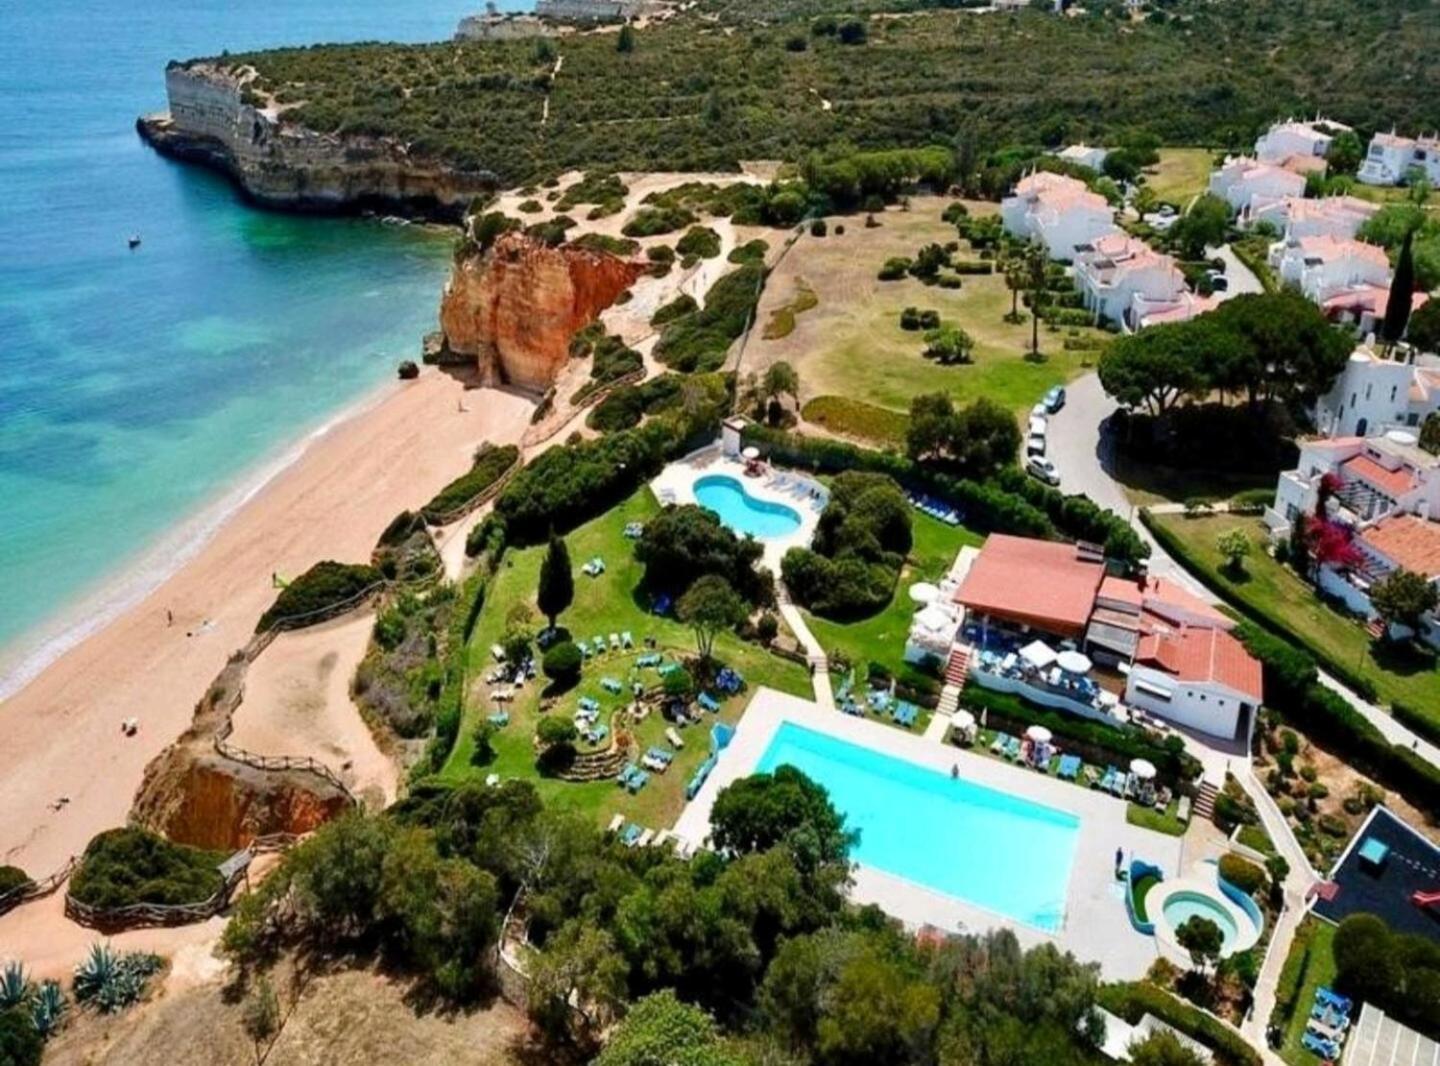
[960,685,1200,784]
[1097,983,1261,1066]
[1140,510,1379,702]
[419,443,520,523]
[1392,700,1440,749]
[743,426,1148,564]
[1237,622,1440,820]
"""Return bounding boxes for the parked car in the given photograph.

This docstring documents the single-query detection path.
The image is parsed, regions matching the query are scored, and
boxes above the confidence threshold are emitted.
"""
[1026,455,1060,485]
[1028,415,1048,437]
[1030,402,1049,421]
[1043,386,1066,413]
[1026,431,1046,457]
[1208,272,1229,293]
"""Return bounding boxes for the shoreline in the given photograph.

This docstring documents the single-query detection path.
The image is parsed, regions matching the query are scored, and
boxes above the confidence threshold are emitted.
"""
[0,366,534,880]
[0,378,402,705]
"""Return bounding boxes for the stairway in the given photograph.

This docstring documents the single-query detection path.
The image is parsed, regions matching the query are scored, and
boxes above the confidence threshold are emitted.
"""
[1194,778,1219,822]
[936,684,961,717]
[944,646,972,687]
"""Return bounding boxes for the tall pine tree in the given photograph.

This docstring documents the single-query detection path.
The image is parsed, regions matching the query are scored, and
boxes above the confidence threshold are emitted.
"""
[1382,229,1416,349]
[537,535,573,631]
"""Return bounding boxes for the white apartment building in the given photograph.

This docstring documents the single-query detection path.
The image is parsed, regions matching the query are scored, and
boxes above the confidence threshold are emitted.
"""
[1209,157,1307,214]
[1313,346,1440,438]
[1255,118,1338,168]
[1357,131,1440,187]
[1271,235,1392,304]
[1072,233,1196,330]
[1051,144,1110,173]
[1246,195,1377,242]
[1000,172,1118,261]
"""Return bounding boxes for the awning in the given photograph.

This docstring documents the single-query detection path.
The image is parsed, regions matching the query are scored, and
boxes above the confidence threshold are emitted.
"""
[1133,679,1173,701]
[1020,640,1057,669]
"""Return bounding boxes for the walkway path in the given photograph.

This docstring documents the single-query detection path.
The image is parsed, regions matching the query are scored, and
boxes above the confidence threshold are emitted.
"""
[1050,371,1440,770]
[776,586,834,709]
[1209,242,1265,300]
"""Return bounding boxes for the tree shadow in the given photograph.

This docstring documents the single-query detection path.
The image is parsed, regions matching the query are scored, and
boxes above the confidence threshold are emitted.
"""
[1371,639,1437,679]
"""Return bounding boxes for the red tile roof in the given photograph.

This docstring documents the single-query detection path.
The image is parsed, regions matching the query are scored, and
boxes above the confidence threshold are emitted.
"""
[1136,623,1263,702]
[1360,515,1440,579]
[954,535,1105,637]
[1341,454,1416,498]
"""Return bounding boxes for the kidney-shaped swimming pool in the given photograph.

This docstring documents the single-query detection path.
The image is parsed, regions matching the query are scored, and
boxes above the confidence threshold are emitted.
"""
[756,722,1080,932]
[693,474,802,540]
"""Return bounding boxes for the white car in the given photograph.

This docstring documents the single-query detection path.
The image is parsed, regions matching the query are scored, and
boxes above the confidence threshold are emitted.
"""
[1026,431,1046,457]
[1026,455,1060,485]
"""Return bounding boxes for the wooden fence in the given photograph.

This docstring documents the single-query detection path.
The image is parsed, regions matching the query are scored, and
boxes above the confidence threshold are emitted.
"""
[0,857,77,918]
[421,456,523,527]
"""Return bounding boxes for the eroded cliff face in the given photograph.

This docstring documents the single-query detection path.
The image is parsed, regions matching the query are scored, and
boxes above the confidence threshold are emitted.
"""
[439,232,645,392]
[137,63,494,220]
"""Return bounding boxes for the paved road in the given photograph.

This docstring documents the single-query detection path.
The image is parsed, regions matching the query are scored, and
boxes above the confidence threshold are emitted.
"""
[1209,242,1265,300]
[1048,372,1440,769]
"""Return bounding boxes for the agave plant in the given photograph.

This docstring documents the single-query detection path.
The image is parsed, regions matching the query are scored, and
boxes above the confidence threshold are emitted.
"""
[73,943,161,1013]
[0,960,30,1010]
[73,942,117,1005]
[30,980,67,1038]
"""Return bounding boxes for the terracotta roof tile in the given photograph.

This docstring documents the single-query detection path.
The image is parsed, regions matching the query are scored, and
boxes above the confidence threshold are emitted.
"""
[1361,515,1440,579]
[1136,623,1263,702]
[954,535,1105,637]
[1341,454,1416,498]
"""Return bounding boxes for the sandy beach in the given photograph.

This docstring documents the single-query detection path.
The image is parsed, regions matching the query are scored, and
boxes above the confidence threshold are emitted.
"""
[0,368,532,887]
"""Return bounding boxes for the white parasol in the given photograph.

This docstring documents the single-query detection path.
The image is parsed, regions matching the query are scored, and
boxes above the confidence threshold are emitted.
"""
[742,446,760,460]
[1056,650,1093,675]
[909,581,940,604]
[1129,758,1157,781]
[1026,724,1053,744]
[1020,640,1057,669]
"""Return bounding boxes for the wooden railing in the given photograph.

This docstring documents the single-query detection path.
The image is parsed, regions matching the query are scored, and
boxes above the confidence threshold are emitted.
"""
[64,885,231,931]
[0,857,77,917]
[420,456,522,527]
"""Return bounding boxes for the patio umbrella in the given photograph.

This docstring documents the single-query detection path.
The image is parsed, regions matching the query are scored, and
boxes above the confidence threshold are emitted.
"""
[1056,650,1092,675]
[742,446,760,460]
[952,709,976,730]
[1026,724,1052,744]
[1129,758,1157,780]
[909,581,940,604]
[1020,640,1057,669]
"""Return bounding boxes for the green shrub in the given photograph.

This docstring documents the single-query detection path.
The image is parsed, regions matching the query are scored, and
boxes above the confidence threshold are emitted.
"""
[542,641,583,685]
[622,205,696,237]
[1218,854,1266,895]
[517,198,542,213]
[69,828,225,909]
[651,293,699,327]
[676,225,722,259]
[809,218,828,237]
[1098,983,1261,1066]
[728,239,769,264]
[878,256,912,281]
[420,443,520,523]
[647,244,675,263]
[653,263,765,373]
[556,171,628,211]
[569,231,640,257]
[0,867,31,899]
[0,1006,42,1065]
[257,561,381,632]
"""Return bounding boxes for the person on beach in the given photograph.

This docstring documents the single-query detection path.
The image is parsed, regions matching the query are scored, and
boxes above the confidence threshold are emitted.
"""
[166,608,173,627]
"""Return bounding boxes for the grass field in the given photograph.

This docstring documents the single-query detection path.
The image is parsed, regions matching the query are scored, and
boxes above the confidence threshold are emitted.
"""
[1144,148,1215,207]
[1126,800,1187,837]
[442,489,812,829]
[745,198,1108,442]
[1147,511,1440,723]
[1277,919,1338,1066]
[804,511,983,690]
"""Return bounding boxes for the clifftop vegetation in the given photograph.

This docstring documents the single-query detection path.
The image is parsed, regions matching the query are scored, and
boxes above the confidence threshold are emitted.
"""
[200,0,1440,186]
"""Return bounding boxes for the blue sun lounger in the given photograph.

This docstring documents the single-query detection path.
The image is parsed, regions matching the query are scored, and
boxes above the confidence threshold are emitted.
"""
[602,676,624,694]
[1301,1031,1340,1060]
[487,711,510,727]
[1057,754,1082,780]
[620,823,643,846]
[627,768,649,793]
[698,692,721,713]
[1315,987,1352,1014]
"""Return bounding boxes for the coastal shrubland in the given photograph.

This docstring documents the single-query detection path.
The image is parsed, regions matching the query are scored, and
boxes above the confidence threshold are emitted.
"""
[635,503,772,604]
[653,262,766,372]
[205,0,1440,188]
[68,828,225,910]
[586,373,690,433]
[418,442,519,523]
[255,561,382,632]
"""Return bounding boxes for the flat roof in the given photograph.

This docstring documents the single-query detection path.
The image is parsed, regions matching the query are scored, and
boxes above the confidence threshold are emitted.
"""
[954,535,1106,638]
[1345,1002,1440,1066]
[1314,807,1440,941]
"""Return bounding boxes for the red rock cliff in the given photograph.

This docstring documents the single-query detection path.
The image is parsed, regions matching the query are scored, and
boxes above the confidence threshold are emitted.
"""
[439,232,644,392]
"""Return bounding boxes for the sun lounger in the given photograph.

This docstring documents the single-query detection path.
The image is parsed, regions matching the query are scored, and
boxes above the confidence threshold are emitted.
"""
[1057,755,1082,780]
[607,813,625,833]
[622,631,634,648]
[590,724,609,744]
[1004,736,1023,759]
[627,768,650,793]
[650,829,672,849]
[666,726,685,749]
[698,692,721,713]
[991,732,1010,755]
[617,764,639,787]
[1302,1031,1341,1060]
[602,677,623,694]
[642,754,667,773]
[1316,988,1352,1014]
[621,824,643,847]
[636,829,654,847]
[487,711,510,727]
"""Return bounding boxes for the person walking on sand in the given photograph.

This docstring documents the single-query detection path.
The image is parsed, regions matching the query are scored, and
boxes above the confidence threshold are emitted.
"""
[166,608,173,627]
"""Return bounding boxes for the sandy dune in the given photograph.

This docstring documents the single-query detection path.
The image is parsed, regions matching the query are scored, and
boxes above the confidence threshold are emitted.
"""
[228,613,399,808]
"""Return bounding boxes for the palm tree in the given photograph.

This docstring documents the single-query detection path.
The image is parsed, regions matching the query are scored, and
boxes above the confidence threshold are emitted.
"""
[1025,243,1049,358]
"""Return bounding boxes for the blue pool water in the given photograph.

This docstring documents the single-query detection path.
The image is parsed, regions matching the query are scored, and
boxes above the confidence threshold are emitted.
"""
[756,722,1081,932]
[693,475,802,539]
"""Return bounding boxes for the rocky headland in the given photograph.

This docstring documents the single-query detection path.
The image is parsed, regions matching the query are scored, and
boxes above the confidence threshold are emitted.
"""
[137,62,496,222]
[438,231,645,392]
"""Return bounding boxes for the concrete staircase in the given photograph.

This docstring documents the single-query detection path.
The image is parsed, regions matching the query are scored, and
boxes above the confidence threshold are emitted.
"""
[937,684,961,717]
[944,646,971,687]
[1194,778,1219,823]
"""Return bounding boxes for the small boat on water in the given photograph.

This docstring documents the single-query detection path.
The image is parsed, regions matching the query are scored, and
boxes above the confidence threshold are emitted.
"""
[127,234,141,249]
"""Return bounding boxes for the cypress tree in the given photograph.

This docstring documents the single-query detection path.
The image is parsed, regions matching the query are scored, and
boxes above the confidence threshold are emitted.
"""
[537,535,573,630]
[1382,229,1415,348]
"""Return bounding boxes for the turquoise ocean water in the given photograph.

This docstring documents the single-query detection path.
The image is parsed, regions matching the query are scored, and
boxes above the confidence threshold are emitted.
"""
[0,1,518,695]
[757,722,1080,931]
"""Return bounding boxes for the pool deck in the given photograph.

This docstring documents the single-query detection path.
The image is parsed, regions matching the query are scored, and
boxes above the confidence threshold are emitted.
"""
[673,687,1186,980]
[650,448,824,571]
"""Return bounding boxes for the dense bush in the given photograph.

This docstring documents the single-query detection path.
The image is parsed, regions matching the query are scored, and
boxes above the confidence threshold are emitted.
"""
[675,225,721,259]
[1098,982,1261,1066]
[782,472,911,619]
[1333,913,1440,1038]
[1217,854,1266,896]
[0,1008,42,1066]
[636,504,771,604]
[256,560,382,632]
[541,641,583,686]
[622,205,695,238]
[419,443,520,523]
[568,231,640,256]
[650,293,698,327]
[0,866,30,898]
[69,828,225,910]
[653,263,766,373]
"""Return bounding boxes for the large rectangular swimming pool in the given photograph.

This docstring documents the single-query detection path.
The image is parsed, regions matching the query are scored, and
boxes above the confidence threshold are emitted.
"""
[756,722,1080,932]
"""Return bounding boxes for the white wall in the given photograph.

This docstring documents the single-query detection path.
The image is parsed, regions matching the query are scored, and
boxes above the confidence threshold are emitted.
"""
[1124,668,1245,741]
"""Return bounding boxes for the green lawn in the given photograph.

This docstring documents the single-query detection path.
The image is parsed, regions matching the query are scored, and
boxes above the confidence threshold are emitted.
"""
[441,489,812,829]
[803,511,983,692]
[1238,822,1278,858]
[1278,919,1338,1066]
[1127,800,1187,837]
[1148,511,1440,726]
[1131,872,1162,923]
[1112,452,1276,508]
[1144,148,1215,207]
